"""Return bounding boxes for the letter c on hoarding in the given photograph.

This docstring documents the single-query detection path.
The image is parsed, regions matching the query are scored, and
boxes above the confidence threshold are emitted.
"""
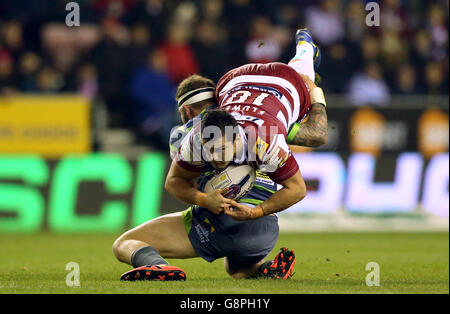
[48,154,132,232]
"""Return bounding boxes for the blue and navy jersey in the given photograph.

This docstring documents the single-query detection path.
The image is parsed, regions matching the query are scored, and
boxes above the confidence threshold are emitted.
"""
[168,105,278,205]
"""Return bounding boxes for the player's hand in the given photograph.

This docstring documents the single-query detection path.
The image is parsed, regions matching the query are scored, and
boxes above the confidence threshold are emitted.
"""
[204,188,232,215]
[300,73,327,107]
[299,74,317,91]
[224,201,264,221]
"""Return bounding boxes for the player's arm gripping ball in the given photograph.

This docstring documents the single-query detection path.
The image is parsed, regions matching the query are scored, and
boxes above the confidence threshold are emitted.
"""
[166,160,232,214]
[225,170,306,220]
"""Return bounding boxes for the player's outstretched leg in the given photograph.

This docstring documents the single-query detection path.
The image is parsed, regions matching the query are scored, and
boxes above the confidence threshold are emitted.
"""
[288,28,321,83]
[295,28,321,71]
[258,247,296,279]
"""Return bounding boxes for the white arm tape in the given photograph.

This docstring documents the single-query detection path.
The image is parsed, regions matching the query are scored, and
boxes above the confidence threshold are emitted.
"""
[310,87,326,107]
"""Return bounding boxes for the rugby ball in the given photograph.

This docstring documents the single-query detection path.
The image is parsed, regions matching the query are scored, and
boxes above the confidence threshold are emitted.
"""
[202,164,256,200]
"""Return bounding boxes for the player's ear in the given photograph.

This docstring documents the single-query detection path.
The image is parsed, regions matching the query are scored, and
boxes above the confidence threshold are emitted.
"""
[184,105,194,119]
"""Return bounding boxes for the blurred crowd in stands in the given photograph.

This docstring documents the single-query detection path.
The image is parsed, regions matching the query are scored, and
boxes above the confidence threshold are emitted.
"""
[0,0,448,147]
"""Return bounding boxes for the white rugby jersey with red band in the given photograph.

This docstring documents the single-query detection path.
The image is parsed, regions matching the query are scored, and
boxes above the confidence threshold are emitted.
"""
[175,62,311,183]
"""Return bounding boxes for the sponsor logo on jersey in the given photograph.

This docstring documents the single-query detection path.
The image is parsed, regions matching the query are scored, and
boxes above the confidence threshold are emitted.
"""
[227,85,283,99]
[211,172,232,190]
[254,136,269,162]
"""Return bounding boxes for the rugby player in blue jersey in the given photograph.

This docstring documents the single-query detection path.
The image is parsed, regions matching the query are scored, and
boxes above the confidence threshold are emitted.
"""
[113,29,328,281]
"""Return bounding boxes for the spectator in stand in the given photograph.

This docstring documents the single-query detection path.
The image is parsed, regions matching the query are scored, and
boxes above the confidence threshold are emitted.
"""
[275,3,302,30]
[129,49,177,150]
[305,0,344,46]
[393,63,421,94]
[18,51,41,92]
[172,1,198,28]
[0,50,18,95]
[1,20,24,59]
[92,0,135,22]
[380,29,408,73]
[360,34,381,64]
[381,0,411,37]
[126,0,166,43]
[36,66,63,93]
[411,30,433,68]
[77,64,99,100]
[223,0,255,67]
[159,22,199,84]
[424,61,448,95]
[245,16,282,64]
[201,0,225,24]
[128,23,154,70]
[427,3,448,61]
[92,19,132,126]
[348,62,390,107]
[192,21,231,83]
[321,42,357,93]
[345,0,365,45]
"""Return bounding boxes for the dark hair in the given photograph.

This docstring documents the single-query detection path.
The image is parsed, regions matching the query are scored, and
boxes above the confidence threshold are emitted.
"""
[201,110,238,143]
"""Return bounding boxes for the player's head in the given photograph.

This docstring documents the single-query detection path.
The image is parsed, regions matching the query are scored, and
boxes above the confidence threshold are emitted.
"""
[176,74,216,123]
[201,110,241,170]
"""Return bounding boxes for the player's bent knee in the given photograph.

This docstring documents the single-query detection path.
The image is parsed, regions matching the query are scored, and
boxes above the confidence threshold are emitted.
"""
[112,232,141,263]
[112,235,127,263]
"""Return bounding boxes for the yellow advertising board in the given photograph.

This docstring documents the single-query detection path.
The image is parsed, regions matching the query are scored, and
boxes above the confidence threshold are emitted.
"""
[0,95,91,157]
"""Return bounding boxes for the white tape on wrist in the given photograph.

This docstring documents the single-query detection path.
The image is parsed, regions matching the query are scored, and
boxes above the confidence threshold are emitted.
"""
[310,87,326,107]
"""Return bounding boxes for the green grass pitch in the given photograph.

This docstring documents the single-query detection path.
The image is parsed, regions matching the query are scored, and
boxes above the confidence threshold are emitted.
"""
[0,232,448,294]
